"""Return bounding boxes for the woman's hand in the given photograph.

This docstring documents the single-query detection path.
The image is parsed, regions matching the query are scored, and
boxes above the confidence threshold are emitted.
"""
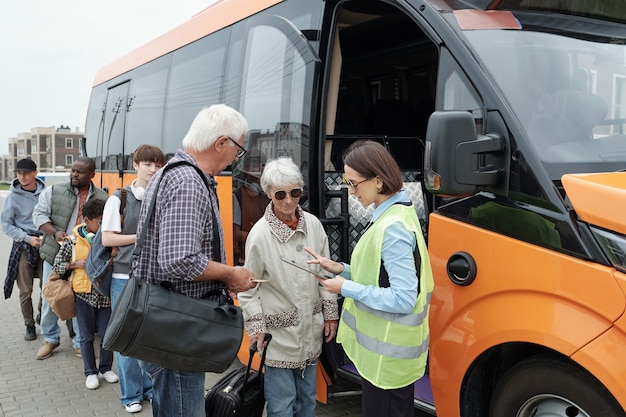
[304,247,344,275]
[324,320,338,342]
[316,276,345,294]
[249,333,268,351]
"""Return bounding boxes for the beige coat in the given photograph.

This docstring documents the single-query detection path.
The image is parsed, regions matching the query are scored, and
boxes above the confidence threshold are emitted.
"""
[239,205,339,369]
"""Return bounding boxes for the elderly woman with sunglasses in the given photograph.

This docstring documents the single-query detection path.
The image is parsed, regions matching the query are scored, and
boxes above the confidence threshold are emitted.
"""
[238,157,339,417]
[306,140,434,417]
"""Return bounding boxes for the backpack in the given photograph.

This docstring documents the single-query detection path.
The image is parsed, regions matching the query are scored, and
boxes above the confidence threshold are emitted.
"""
[86,188,127,297]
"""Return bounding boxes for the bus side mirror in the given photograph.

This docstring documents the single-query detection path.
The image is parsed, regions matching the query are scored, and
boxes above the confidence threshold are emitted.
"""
[424,111,505,197]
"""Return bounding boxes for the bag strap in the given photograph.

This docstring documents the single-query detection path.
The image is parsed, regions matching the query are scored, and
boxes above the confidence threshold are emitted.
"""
[69,237,75,283]
[110,188,128,259]
[133,160,221,261]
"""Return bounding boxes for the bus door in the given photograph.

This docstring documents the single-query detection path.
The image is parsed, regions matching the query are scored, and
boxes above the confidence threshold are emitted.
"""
[318,0,444,413]
[96,81,130,191]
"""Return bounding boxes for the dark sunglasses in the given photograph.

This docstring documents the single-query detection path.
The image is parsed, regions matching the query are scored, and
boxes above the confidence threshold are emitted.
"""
[274,188,303,200]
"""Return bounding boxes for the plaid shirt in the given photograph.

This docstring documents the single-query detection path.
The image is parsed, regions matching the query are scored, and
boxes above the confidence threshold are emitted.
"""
[54,235,110,308]
[4,238,40,299]
[132,150,227,298]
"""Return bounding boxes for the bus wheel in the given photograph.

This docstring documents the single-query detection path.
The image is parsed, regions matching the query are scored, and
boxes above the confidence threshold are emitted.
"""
[489,354,622,417]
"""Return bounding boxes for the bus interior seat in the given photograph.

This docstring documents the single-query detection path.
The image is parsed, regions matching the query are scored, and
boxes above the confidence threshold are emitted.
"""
[369,99,414,136]
[533,90,607,144]
[386,136,424,171]
[327,135,423,172]
[554,90,607,132]
[327,135,387,171]
[335,88,366,134]
[571,68,591,92]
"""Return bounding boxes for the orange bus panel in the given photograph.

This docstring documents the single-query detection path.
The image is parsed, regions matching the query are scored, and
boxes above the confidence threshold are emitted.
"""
[562,172,626,235]
[427,213,624,416]
[571,271,626,411]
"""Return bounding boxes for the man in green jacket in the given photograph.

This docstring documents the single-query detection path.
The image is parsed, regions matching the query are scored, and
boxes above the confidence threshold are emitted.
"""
[32,157,108,360]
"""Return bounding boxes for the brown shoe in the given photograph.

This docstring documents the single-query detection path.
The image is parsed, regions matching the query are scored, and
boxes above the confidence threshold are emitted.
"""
[36,341,60,360]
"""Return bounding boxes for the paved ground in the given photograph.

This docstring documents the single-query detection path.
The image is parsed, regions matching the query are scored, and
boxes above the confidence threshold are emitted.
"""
[0,191,426,417]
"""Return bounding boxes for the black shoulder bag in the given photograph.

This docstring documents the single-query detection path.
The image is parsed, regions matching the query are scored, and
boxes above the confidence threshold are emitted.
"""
[103,161,244,372]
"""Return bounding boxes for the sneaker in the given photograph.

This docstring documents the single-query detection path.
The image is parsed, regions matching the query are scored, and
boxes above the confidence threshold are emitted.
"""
[36,341,60,360]
[124,402,143,413]
[102,370,119,383]
[86,374,100,390]
[24,325,36,341]
[74,348,82,358]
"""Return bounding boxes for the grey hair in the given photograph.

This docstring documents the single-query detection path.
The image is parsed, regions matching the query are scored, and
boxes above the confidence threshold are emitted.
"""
[260,157,304,194]
[182,104,248,152]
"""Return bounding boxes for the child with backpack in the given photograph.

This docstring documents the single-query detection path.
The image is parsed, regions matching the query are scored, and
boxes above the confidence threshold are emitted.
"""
[52,198,118,390]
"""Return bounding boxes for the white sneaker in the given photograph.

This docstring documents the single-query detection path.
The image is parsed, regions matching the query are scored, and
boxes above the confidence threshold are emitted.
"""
[86,374,100,390]
[124,402,143,413]
[101,371,119,383]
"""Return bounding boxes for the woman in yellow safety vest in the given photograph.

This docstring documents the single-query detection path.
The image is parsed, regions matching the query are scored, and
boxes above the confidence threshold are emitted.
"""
[306,140,433,417]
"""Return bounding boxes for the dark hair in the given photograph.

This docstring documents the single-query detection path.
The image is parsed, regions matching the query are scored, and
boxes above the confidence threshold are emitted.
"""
[343,140,403,195]
[133,144,166,165]
[82,198,105,220]
[75,157,97,173]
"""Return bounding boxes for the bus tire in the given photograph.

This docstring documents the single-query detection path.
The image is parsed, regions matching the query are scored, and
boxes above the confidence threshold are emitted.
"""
[489,354,623,417]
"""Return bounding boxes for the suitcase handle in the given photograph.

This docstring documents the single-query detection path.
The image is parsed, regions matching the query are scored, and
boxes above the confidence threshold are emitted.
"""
[221,334,273,394]
[242,333,272,391]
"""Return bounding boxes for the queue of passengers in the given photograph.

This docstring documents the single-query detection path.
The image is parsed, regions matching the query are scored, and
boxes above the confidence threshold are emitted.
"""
[3,104,433,417]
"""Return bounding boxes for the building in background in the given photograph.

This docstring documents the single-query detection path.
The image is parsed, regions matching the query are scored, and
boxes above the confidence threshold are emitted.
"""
[0,125,82,184]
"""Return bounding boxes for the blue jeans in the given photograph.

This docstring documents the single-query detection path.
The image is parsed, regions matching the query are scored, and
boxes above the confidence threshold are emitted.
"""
[139,360,205,417]
[41,261,81,347]
[264,362,318,417]
[75,297,113,376]
[111,278,153,405]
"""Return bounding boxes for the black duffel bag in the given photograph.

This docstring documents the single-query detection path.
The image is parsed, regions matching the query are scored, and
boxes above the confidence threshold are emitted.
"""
[103,276,243,373]
[103,160,244,372]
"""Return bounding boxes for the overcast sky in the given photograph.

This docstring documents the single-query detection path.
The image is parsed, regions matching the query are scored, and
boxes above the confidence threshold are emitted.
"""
[0,0,216,154]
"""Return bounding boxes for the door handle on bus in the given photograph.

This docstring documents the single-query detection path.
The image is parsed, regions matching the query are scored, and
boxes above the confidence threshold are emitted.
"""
[446,251,477,286]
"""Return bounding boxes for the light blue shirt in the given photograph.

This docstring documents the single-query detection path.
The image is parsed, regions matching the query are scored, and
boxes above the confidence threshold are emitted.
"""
[339,189,419,314]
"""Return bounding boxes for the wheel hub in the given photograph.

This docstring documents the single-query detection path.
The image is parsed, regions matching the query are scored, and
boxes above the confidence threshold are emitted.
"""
[517,394,588,417]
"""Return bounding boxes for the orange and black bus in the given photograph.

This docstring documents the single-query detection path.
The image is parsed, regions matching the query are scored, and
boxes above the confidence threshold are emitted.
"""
[83,0,626,415]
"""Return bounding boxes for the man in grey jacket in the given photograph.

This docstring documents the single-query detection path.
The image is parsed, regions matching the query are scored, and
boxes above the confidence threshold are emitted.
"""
[2,158,45,341]
[32,157,108,360]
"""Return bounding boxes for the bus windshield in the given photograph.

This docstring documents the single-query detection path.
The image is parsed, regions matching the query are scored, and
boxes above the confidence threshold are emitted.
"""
[464,19,626,180]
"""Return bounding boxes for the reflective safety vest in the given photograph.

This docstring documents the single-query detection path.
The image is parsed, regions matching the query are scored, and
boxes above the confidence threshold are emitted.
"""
[337,202,434,389]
